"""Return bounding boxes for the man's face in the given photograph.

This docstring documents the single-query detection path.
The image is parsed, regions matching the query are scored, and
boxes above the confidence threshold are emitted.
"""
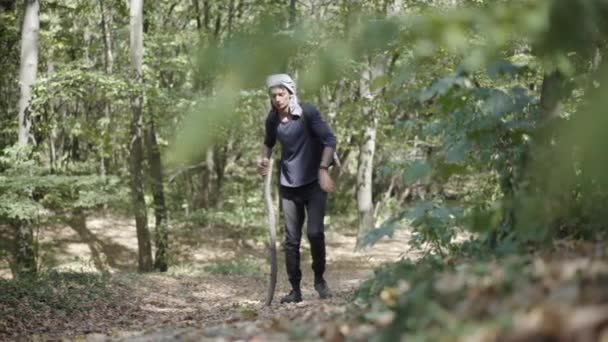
[270,86,291,112]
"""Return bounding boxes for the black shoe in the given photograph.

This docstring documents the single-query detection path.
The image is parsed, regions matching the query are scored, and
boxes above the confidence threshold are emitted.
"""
[280,290,302,303]
[314,279,333,299]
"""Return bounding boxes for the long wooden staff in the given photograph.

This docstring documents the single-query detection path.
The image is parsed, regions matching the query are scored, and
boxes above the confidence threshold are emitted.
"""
[263,159,277,306]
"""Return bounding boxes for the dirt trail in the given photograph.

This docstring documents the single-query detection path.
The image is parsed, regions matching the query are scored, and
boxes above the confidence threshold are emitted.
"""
[2,214,418,341]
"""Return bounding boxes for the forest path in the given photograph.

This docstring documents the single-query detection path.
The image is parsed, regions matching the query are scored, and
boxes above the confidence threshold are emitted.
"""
[3,214,418,341]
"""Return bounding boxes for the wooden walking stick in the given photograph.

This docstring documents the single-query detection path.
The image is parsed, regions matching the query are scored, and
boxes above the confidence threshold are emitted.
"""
[263,159,277,306]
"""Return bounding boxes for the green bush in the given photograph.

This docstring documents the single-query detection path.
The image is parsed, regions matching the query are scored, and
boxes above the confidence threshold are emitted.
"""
[204,259,263,277]
[0,271,116,314]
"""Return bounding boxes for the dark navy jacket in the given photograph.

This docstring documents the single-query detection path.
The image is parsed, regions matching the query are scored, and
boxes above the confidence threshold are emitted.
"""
[264,104,337,188]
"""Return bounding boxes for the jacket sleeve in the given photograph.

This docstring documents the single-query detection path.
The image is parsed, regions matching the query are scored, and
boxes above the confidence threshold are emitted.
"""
[264,112,277,149]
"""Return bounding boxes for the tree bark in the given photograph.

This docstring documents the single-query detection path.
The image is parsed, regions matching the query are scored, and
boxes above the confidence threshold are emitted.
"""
[201,147,214,208]
[145,121,169,272]
[213,6,222,38]
[12,0,39,276]
[355,56,386,249]
[236,0,244,20]
[17,0,39,147]
[288,0,296,28]
[129,0,153,272]
[356,113,378,248]
[13,221,36,276]
[540,70,564,119]
[192,0,202,31]
[99,0,114,176]
[213,147,224,208]
[354,1,401,248]
[99,0,114,81]
[47,61,57,172]
[227,0,235,36]
[202,0,210,32]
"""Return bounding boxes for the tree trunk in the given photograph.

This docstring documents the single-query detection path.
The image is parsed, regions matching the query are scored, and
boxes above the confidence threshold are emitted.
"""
[12,0,39,276]
[83,18,92,66]
[192,0,202,30]
[17,0,39,147]
[540,70,564,119]
[99,0,114,176]
[129,0,153,272]
[47,61,57,172]
[200,147,214,209]
[236,0,244,20]
[13,221,36,276]
[213,144,228,208]
[288,0,296,28]
[145,120,169,272]
[202,0,210,32]
[355,56,386,249]
[356,114,378,248]
[213,6,222,38]
[354,1,401,248]
[227,0,235,36]
[199,169,210,209]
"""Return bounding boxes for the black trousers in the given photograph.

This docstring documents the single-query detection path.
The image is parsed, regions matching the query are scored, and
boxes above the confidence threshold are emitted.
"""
[280,181,327,290]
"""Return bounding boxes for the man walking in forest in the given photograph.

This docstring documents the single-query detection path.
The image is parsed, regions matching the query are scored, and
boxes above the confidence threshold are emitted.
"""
[257,74,337,303]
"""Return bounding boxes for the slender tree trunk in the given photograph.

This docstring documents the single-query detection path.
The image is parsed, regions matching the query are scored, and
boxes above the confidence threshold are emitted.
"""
[129,0,153,272]
[236,0,244,20]
[13,0,39,276]
[227,0,235,36]
[197,147,214,209]
[99,0,114,176]
[213,6,222,38]
[202,0,210,32]
[356,115,378,248]
[47,61,57,172]
[13,221,36,276]
[540,70,564,120]
[288,0,296,28]
[213,144,227,208]
[145,120,169,272]
[199,164,210,209]
[354,1,401,248]
[83,18,92,66]
[192,0,202,30]
[100,0,114,75]
[17,0,39,147]
[355,57,385,249]
[49,126,57,171]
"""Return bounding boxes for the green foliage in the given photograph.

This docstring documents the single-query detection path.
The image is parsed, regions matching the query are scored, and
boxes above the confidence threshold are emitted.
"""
[0,271,115,314]
[407,201,465,252]
[0,174,126,220]
[403,160,432,185]
[204,259,262,277]
[0,147,128,222]
[353,249,526,340]
[361,201,464,253]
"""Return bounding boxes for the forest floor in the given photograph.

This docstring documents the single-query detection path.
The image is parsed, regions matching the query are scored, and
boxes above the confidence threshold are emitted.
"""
[4,215,608,341]
[0,214,420,341]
